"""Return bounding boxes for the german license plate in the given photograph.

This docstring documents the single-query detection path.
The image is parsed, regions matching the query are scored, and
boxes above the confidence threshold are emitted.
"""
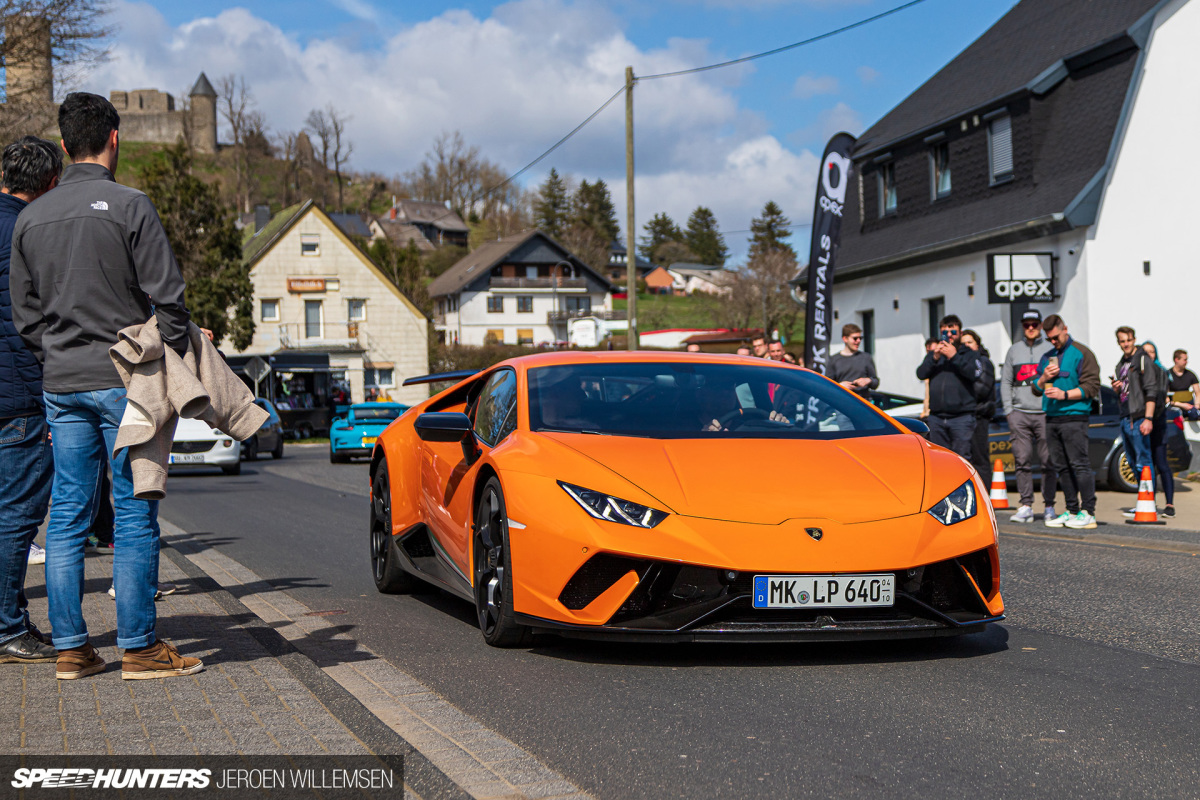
[169,453,205,464]
[361,437,377,446]
[752,574,894,609]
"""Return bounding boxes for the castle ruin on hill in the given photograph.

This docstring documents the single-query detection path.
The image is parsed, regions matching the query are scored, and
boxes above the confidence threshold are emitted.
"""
[1,17,218,153]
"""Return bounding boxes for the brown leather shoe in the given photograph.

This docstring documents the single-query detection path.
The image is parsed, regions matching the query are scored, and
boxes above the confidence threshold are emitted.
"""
[121,640,203,680]
[56,642,106,679]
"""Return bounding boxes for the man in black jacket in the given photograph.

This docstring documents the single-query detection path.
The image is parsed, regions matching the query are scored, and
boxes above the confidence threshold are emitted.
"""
[10,93,202,681]
[915,314,982,459]
[0,137,61,665]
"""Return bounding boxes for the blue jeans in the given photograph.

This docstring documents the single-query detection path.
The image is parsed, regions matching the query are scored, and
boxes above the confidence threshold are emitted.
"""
[1120,416,1154,488]
[0,413,53,644]
[43,389,160,650]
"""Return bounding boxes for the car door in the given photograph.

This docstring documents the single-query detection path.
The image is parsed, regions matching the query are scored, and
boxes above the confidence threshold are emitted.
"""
[421,368,519,578]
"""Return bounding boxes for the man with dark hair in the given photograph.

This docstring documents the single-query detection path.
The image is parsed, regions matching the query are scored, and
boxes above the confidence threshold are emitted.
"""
[1035,315,1101,529]
[1112,325,1159,507]
[915,314,982,459]
[751,334,768,358]
[10,92,202,680]
[767,339,786,362]
[1001,309,1057,524]
[0,136,61,665]
[828,322,878,397]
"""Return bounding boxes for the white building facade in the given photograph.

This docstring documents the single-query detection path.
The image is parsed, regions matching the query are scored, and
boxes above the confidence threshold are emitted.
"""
[430,231,615,346]
[821,0,1196,399]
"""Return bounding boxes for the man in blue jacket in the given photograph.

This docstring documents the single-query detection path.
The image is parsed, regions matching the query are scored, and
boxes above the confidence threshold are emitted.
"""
[0,136,61,663]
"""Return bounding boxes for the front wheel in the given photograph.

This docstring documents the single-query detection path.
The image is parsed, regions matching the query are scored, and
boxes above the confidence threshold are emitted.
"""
[242,437,259,461]
[370,461,416,593]
[1108,446,1138,493]
[271,436,284,459]
[473,477,531,647]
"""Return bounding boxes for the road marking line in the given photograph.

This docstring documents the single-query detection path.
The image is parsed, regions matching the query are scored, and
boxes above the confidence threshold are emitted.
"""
[160,518,592,800]
[999,527,1200,555]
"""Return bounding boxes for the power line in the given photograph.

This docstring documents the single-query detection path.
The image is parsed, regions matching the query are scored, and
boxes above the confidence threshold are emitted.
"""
[638,0,929,81]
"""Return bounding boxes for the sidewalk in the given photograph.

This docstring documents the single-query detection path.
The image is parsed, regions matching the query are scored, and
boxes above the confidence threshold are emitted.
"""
[1,539,457,799]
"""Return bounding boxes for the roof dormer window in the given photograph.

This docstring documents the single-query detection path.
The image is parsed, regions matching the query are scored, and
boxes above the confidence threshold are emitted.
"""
[877,162,897,217]
[930,142,951,200]
[987,113,1013,184]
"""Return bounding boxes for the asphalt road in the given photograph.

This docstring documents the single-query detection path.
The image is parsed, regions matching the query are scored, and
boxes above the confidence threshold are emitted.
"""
[161,446,1200,799]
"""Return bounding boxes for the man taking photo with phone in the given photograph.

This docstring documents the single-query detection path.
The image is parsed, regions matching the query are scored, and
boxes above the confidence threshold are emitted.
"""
[916,314,982,459]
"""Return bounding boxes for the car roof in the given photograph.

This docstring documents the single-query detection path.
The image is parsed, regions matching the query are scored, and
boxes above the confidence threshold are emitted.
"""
[351,402,407,410]
[492,350,809,371]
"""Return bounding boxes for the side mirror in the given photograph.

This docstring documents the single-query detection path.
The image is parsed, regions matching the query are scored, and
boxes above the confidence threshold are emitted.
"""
[415,412,473,442]
[895,416,930,436]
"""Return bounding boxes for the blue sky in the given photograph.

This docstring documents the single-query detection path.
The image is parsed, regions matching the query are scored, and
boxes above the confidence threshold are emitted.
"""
[85,0,1020,261]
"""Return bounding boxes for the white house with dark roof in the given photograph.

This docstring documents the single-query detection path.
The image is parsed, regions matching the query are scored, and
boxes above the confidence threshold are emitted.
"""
[429,230,615,346]
[805,0,1198,396]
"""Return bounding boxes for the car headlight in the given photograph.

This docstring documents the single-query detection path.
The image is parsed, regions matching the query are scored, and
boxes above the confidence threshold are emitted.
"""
[927,480,977,525]
[558,481,668,528]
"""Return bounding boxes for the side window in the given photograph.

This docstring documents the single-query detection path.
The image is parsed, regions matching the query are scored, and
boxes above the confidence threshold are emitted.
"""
[473,369,519,446]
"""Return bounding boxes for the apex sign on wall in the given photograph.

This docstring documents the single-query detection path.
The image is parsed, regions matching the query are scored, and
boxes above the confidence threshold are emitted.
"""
[987,253,1055,304]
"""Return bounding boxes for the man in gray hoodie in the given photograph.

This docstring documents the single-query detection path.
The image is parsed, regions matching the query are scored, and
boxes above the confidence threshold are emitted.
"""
[1000,309,1057,523]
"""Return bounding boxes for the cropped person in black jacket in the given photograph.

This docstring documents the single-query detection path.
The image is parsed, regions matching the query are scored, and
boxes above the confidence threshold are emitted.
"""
[915,315,983,460]
[961,329,997,478]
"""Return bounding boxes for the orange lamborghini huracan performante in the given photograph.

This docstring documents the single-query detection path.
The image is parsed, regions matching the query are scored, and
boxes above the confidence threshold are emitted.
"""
[368,352,1004,646]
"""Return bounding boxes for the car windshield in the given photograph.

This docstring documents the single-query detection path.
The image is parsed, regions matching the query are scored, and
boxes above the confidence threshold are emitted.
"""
[353,407,403,422]
[528,362,897,439]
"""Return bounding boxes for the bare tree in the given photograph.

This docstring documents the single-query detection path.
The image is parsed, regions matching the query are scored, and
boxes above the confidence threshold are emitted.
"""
[721,249,802,339]
[217,74,256,213]
[304,105,352,210]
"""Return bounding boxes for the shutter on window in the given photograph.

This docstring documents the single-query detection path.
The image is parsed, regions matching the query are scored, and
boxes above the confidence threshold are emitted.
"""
[990,116,1013,178]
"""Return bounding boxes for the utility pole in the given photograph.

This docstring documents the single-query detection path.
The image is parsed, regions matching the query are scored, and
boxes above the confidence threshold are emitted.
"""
[625,65,638,350]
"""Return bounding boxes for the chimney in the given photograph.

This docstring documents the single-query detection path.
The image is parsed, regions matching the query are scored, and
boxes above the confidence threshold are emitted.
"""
[254,204,271,233]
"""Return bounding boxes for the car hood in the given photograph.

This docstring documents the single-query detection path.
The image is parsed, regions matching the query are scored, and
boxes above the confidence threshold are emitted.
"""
[539,432,928,525]
[174,417,222,441]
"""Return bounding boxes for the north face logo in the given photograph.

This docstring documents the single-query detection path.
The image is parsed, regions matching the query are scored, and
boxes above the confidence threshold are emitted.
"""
[90,200,108,210]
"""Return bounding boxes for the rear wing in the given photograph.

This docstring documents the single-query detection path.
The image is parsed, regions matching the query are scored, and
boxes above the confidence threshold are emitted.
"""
[402,369,480,387]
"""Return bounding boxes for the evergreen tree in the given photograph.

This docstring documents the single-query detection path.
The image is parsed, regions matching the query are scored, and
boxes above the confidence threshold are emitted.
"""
[572,179,621,245]
[685,206,728,267]
[748,200,796,261]
[638,212,684,265]
[534,167,569,238]
[139,142,254,349]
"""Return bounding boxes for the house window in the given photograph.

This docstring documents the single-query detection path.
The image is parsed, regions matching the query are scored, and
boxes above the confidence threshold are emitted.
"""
[487,296,504,313]
[484,329,504,344]
[348,299,366,322]
[926,297,945,341]
[365,367,394,387]
[566,296,592,314]
[304,300,323,339]
[988,114,1013,183]
[300,234,320,256]
[877,163,897,216]
[860,310,875,355]
[525,266,538,279]
[260,299,279,322]
[517,296,533,313]
[930,143,951,199]
[517,329,534,345]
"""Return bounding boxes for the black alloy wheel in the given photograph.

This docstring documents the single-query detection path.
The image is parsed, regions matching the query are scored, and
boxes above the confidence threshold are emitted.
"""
[473,477,531,647]
[370,461,415,593]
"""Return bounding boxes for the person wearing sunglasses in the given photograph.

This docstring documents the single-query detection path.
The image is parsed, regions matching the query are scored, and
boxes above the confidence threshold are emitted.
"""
[828,323,878,398]
[1000,309,1058,524]
[916,314,983,459]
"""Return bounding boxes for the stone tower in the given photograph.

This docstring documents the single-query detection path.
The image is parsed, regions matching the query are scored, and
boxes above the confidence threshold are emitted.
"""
[5,16,53,105]
[188,72,218,154]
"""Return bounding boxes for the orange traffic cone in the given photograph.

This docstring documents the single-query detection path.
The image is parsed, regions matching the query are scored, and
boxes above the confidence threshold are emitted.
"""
[989,459,1010,509]
[1125,466,1165,525]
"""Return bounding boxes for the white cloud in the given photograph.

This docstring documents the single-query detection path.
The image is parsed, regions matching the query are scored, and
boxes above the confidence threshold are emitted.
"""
[856,65,880,84]
[81,0,818,264]
[792,72,839,99]
[330,0,379,22]
[793,101,863,147]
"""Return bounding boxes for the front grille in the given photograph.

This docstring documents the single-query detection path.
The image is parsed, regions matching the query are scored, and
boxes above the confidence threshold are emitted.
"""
[171,440,215,454]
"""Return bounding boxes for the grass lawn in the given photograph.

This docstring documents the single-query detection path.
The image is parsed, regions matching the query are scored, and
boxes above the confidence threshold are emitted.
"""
[613,293,718,331]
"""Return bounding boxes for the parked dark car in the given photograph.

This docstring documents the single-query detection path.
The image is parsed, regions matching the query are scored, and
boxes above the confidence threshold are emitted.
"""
[986,385,1190,492]
[242,398,285,461]
[866,390,923,412]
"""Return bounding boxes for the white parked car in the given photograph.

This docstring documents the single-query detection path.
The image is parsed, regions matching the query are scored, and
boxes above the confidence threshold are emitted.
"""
[169,417,243,475]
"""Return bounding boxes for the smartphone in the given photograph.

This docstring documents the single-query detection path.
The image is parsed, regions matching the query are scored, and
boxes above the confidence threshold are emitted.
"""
[940,331,950,342]
[1048,356,1059,370]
